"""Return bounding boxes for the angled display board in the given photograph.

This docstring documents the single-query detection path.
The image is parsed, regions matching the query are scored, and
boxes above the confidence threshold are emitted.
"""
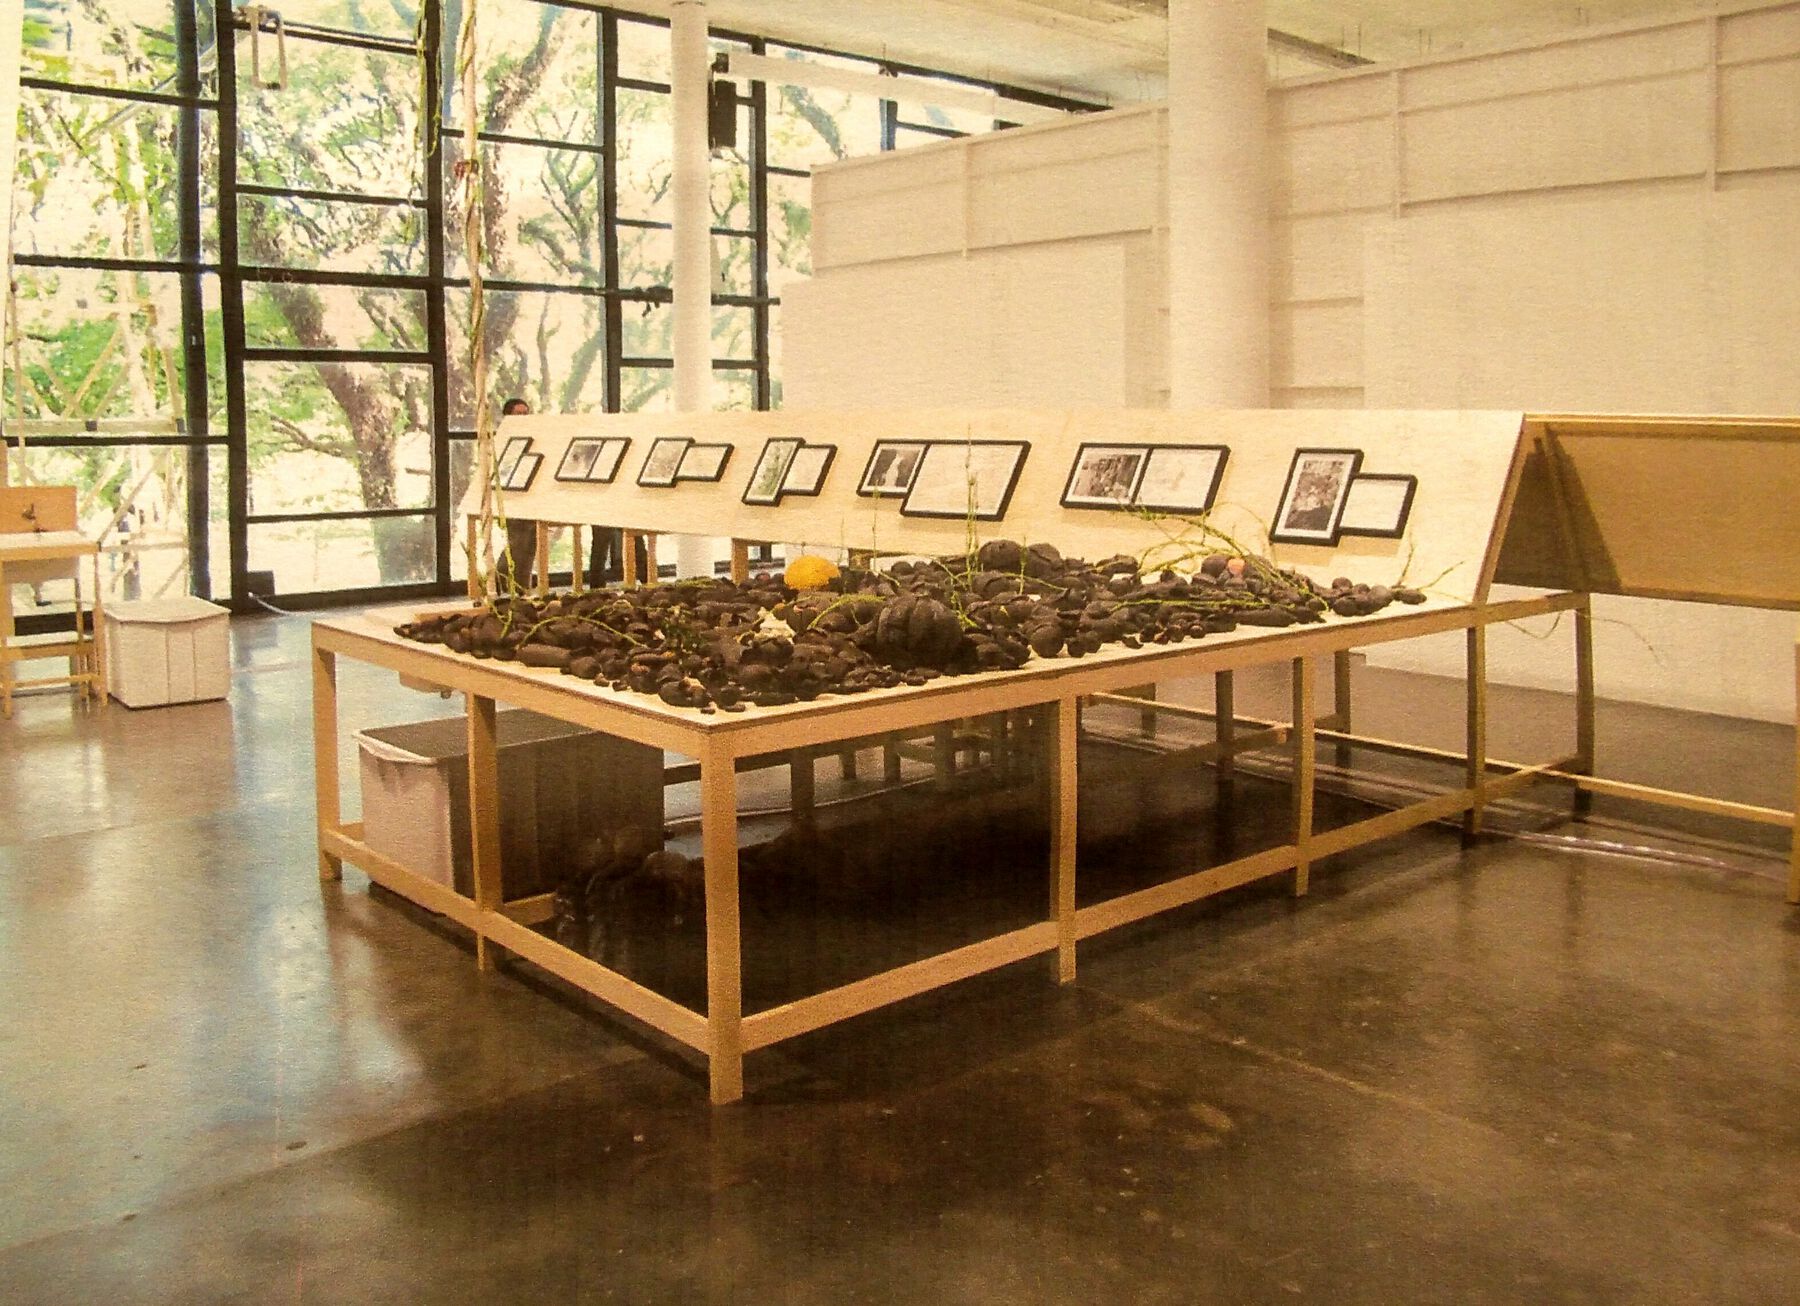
[1493,415,1800,612]
[461,409,1529,605]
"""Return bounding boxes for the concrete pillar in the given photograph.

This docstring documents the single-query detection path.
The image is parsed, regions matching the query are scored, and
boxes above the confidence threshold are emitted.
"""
[1166,0,1271,409]
[0,0,22,485]
[669,0,714,577]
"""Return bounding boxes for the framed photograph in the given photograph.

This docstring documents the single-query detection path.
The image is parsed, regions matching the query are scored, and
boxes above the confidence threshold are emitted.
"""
[900,440,1031,521]
[1338,473,1418,539]
[1271,447,1363,546]
[1134,444,1229,514]
[742,437,802,506]
[555,438,605,483]
[638,436,690,487]
[590,437,630,483]
[781,444,836,498]
[1061,443,1148,509]
[676,442,732,482]
[857,440,928,497]
[502,451,543,493]
[495,435,532,487]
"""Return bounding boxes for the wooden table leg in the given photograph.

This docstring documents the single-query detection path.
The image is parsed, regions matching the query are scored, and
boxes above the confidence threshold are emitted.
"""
[1215,670,1236,782]
[467,694,503,971]
[1332,649,1353,766]
[312,642,343,882]
[1464,624,1488,843]
[1789,634,1798,906]
[1574,596,1595,820]
[729,539,750,584]
[571,524,585,595]
[1291,657,1315,896]
[89,552,108,705]
[701,740,745,1105]
[534,521,551,597]
[1050,695,1078,983]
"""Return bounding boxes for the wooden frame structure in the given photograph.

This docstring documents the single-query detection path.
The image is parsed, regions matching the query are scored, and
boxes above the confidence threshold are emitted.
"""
[313,409,1799,1104]
[1,486,108,718]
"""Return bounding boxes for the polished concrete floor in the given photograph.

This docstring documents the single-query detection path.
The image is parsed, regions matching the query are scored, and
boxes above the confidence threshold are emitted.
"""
[1,612,1797,1304]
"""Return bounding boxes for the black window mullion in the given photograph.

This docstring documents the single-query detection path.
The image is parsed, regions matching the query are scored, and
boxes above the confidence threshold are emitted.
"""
[602,10,623,415]
[750,36,771,410]
[424,0,453,585]
[215,0,250,608]
[175,0,212,598]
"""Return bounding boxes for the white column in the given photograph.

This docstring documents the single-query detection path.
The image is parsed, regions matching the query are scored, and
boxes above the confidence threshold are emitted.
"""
[669,0,714,577]
[0,0,23,486]
[1166,0,1270,409]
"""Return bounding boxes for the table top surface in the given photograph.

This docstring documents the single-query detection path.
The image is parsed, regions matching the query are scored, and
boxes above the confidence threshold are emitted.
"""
[0,530,96,560]
[314,590,1483,748]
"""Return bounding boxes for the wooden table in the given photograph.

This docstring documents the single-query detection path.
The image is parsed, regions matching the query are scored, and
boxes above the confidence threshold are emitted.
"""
[312,587,1585,1104]
[0,529,107,718]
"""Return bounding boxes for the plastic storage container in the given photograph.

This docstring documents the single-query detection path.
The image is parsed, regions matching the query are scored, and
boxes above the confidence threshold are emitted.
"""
[356,709,664,899]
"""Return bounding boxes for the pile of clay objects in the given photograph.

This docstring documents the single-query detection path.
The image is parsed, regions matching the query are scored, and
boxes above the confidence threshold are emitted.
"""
[393,539,1426,713]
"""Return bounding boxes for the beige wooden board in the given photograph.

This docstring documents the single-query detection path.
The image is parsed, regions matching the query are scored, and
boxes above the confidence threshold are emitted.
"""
[461,409,1527,604]
[1492,415,1800,610]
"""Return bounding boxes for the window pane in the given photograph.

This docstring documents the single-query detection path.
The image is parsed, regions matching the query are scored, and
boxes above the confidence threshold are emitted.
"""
[238,193,426,275]
[264,0,414,38]
[244,283,428,353]
[615,87,672,221]
[620,366,671,413]
[5,268,190,422]
[444,137,601,286]
[617,18,670,84]
[7,440,213,604]
[714,234,755,296]
[713,305,754,364]
[710,144,751,232]
[621,300,672,360]
[768,302,784,409]
[618,223,672,290]
[238,38,421,200]
[249,515,436,594]
[714,368,757,412]
[446,289,608,427]
[14,88,186,262]
[444,0,600,142]
[766,50,885,168]
[245,360,435,517]
[767,171,812,294]
[22,1,209,93]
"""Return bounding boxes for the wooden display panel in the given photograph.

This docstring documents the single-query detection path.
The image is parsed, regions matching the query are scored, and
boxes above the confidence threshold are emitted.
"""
[461,408,1529,604]
[1493,415,1800,611]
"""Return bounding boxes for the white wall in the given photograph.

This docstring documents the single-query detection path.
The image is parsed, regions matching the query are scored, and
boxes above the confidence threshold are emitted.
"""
[784,1,1800,723]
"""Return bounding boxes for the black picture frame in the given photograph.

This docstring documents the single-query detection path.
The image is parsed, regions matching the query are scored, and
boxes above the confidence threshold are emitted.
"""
[494,435,532,487]
[676,442,733,483]
[857,440,928,497]
[1337,473,1419,539]
[502,451,543,494]
[638,436,691,487]
[555,438,606,483]
[742,437,803,505]
[1133,444,1230,514]
[781,444,837,498]
[1060,443,1149,510]
[900,440,1031,521]
[1270,447,1363,546]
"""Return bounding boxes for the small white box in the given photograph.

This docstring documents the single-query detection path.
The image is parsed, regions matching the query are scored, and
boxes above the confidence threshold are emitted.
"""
[104,596,231,708]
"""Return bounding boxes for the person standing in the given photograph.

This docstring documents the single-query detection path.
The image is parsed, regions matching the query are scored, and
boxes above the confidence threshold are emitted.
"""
[497,397,536,589]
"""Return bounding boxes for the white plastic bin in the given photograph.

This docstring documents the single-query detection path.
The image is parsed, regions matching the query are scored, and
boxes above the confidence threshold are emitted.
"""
[356,709,665,899]
[103,596,231,708]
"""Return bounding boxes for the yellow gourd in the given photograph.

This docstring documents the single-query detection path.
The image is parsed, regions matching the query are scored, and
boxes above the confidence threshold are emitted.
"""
[784,555,840,590]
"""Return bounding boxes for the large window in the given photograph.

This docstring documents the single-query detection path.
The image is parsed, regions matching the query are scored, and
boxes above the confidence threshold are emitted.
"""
[6,2,1094,607]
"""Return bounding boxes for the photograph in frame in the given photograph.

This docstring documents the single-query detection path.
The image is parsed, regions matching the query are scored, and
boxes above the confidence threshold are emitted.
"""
[495,435,532,487]
[900,441,1031,521]
[1134,444,1229,514]
[857,440,928,497]
[555,438,605,483]
[502,451,543,493]
[1338,473,1418,539]
[781,444,837,497]
[677,442,732,482]
[1061,443,1148,509]
[743,438,802,505]
[590,437,631,483]
[638,436,690,487]
[1271,447,1363,545]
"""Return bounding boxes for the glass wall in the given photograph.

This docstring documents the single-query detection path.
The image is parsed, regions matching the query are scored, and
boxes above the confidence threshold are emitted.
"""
[6,2,1094,607]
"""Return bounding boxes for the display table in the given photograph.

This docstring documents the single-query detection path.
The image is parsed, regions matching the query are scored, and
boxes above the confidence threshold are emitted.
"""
[313,586,1581,1104]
